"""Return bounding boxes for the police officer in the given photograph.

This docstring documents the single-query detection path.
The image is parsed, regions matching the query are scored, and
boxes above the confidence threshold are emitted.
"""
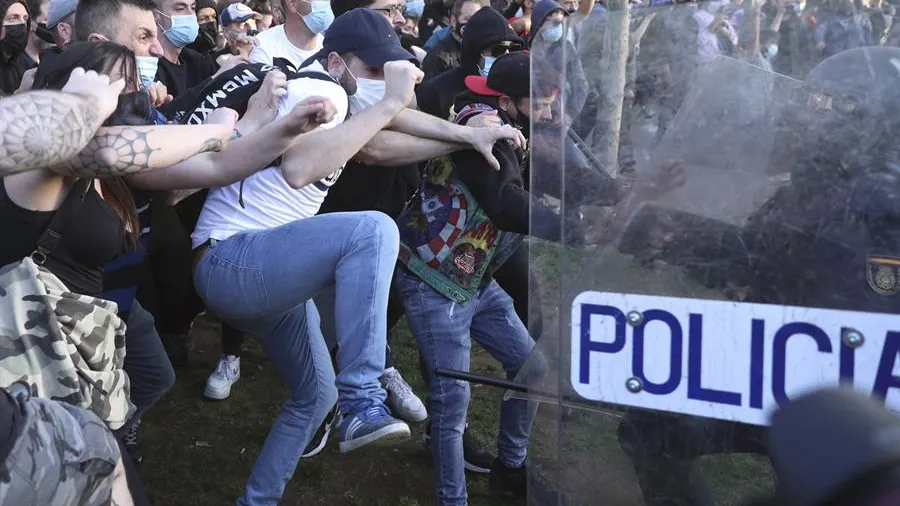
[615,45,900,506]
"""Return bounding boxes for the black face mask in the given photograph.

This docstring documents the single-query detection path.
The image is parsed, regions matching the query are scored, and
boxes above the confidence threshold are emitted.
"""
[103,91,155,127]
[0,23,28,57]
[454,22,466,36]
[246,29,260,36]
[35,22,55,45]
[509,102,530,140]
[188,21,218,53]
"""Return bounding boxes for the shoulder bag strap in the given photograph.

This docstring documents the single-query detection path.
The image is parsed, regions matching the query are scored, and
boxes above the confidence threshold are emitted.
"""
[31,178,92,265]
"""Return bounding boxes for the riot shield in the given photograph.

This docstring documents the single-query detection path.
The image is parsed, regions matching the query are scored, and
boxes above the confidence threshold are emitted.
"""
[521,4,900,506]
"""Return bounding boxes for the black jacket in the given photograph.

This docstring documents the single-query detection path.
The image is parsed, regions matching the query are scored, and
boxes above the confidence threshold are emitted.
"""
[416,7,522,120]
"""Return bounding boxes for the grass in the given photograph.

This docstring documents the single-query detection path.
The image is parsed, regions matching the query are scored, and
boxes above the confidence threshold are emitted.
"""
[137,244,773,505]
[138,314,523,506]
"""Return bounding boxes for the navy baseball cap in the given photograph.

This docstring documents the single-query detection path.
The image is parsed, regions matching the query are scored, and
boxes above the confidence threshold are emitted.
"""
[311,8,415,67]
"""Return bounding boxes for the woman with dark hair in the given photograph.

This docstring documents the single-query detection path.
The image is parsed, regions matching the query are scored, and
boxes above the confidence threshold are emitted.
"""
[0,0,32,95]
[0,41,235,299]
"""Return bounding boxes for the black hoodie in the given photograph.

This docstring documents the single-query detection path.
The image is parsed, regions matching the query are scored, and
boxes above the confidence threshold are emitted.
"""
[415,7,522,119]
[448,90,583,243]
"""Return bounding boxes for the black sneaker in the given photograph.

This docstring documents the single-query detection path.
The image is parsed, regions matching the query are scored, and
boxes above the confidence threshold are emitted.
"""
[301,403,340,459]
[124,421,143,465]
[162,333,191,367]
[489,458,527,498]
[421,424,496,474]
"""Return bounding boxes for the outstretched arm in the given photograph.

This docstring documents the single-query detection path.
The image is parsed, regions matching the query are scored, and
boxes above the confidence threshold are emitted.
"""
[361,109,525,169]
[128,96,336,192]
[48,123,236,179]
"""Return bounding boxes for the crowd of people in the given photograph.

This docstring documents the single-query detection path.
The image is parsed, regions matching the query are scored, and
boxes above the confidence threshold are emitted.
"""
[0,0,896,503]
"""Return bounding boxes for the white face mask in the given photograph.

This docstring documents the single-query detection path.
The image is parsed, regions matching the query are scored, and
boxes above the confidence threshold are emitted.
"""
[348,77,385,115]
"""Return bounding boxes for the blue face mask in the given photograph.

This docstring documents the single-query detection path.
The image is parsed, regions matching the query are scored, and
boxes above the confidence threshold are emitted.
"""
[158,11,200,47]
[406,0,425,18]
[542,22,564,43]
[479,55,496,78]
[302,0,334,34]
[765,44,778,59]
[135,55,159,89]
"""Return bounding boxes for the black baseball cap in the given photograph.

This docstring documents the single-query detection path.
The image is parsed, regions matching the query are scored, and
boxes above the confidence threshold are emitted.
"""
[465,51,543,98]
[311,8,415,67]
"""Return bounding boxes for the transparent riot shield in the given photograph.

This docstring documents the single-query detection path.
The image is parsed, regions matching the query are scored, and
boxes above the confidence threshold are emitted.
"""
[520,4,900,506]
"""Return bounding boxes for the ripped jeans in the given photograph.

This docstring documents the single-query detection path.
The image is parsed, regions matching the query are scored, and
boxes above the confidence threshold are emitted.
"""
[395,269,537,506]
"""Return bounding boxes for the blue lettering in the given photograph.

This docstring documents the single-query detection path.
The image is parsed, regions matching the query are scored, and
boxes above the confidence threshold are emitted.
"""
[687,313,742,406]
[632,309,682,395]
[579,304,626,385]
[749,319,765,409]
[772,322,832,405]
[872,331,900,400]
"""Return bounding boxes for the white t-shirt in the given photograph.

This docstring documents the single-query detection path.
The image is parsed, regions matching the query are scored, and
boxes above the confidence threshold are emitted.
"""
[191,61,350,249]
[249,25,323,68]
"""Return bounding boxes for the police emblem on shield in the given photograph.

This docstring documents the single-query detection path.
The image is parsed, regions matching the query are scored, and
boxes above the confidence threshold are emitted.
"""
[866,256,900,296]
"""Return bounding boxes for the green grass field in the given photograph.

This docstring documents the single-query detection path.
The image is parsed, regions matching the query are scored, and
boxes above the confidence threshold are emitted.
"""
[137,244,774,505]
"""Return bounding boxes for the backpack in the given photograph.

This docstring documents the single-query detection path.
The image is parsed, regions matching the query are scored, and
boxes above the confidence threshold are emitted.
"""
[163,58,340,124]
[163,58,347,207]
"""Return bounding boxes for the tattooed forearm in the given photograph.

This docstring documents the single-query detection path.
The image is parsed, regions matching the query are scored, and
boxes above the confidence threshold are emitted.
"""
[53,126,161,178]
[0,91,102,176]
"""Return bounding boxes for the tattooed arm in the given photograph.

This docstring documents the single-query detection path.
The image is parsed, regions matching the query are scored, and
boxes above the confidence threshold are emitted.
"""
[0,91,106,176]
[48,124,234,179]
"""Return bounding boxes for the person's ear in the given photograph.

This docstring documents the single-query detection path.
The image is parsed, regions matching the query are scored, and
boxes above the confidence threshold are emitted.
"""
[326,51,343,77]
[87,32,106,43]
[56,22,71,43]
[498,95,511,112]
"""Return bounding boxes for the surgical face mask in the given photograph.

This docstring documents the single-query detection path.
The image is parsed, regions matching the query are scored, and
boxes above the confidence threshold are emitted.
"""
[765,44,778,59]
[135,55,159,89]
[478,55,496,78]
[338,56,359,95]
[0,23,28,56]
[406,0,425,18]
[300,0,334,34]
[541,22,564,43]
[349,77,385,114]
[158,11,200,47]
[793,2,805,11]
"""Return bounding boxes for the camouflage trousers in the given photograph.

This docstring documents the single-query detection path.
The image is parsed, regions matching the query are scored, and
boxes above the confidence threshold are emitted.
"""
[0,386,121,505]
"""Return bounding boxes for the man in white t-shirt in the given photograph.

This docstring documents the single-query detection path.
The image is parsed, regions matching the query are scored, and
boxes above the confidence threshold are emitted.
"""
[191,9,522,506]
[249,0,331,67]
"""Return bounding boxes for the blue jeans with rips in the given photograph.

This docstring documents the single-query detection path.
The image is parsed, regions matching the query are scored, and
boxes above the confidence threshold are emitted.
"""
[395,269,538,506]
[194,211,398,506]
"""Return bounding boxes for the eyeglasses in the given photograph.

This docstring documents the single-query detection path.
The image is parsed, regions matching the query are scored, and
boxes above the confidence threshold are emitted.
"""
[372,4,405,17]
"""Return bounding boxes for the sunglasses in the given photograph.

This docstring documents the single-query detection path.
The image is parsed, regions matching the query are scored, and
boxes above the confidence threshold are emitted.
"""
[484,43,522,58]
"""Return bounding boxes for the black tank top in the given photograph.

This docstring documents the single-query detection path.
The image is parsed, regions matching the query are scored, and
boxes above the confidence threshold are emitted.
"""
[0,179,126,297]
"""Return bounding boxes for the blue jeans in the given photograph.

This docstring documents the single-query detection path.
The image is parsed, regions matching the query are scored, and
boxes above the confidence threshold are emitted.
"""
[396,270,538,506]
[194,211,399,506]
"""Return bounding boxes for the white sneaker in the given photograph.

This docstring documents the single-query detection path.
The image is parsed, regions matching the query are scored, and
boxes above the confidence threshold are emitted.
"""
[381,367,427,422]
[204,355,240,400]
